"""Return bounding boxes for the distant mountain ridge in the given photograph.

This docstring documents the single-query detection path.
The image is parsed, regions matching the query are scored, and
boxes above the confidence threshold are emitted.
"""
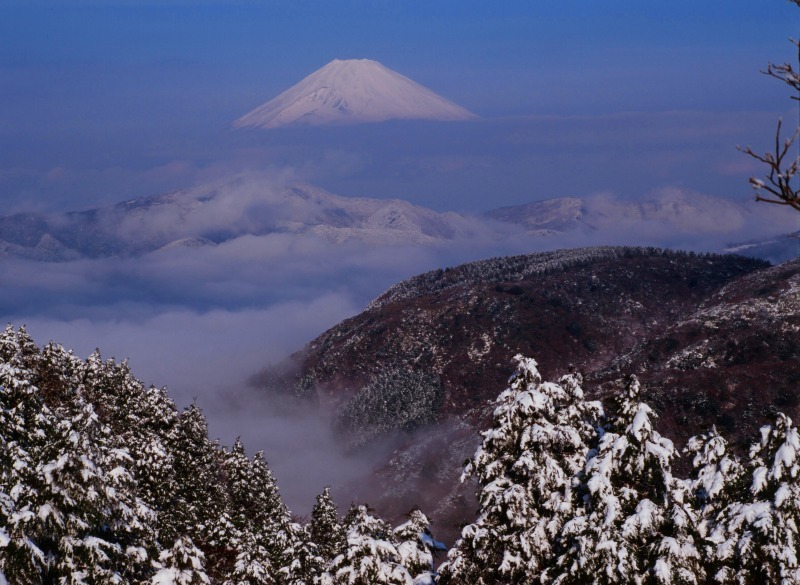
[0,179,795,262]
[234,59,476,129]
[0,179,485,260]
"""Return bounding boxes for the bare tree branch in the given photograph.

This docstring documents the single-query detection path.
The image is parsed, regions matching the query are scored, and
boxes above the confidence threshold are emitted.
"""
[743,2,800,214]
[740,120,800,211]
[763,38,800,100]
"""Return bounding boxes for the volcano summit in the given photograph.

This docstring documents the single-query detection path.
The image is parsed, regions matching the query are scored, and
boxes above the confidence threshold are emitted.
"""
[234,59,476,129]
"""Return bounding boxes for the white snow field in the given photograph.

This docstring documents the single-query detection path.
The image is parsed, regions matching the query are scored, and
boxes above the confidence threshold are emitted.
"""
[234,58,476,129]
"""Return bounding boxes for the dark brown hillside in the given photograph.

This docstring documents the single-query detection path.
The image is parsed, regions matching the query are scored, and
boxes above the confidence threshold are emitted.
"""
[265,248,767,417]
[591,257,800,453]
[256,247,797,540]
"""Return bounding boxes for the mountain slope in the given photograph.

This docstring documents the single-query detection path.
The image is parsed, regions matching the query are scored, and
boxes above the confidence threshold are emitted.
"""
[486,189,757,235]
[724,230,800,264]
[234,59,476,129]
[256,248,792,538]
[591,258,800,449]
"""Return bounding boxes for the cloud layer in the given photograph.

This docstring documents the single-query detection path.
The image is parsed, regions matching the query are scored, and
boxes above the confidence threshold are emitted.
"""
[3,172,797,513]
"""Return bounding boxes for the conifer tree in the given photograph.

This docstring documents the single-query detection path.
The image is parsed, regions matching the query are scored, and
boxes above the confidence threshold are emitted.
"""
[310,487,345,564]
[330,505,412,585]
[221,438,305,583]
[278,522,326,585]
[439,356,602,584]
[684,427,744,582]
[38,340,84,404]
[0,327,156,583]
[166,404,229,554]
[0,326,305,581]
[0,332,55,581]
[46,402,154,582]
[0,325,41,375]
[78,347,182,546]
[554,376,700,584]
[393,509,443,584]
[152,535,211,585]
[709,413,800,583]
[228,531,273,585]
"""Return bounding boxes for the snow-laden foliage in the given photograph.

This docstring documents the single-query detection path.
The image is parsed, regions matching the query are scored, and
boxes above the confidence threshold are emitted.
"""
[0,326,447,584]
[278,522,327,585]
[0,326,299,583]
[310,487,345,564]
[441,355,800,584]
[223,438,295,578]
[683,427,743,582]
[0,327,156,583]
[704,414,800,583]
[554,376,702,584]
[393,510,445,585]
[152,535,210,585]
[439,355,602,584]
[330,505,412,585]
[3,325,800,585]
[228,532,273,585]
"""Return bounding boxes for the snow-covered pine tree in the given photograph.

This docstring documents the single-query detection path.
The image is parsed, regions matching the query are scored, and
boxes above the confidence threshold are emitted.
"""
[152,534,211,585]
[0,326,308,581]
[330,505,412,585]
[278,521,326,585]
[554,376,701,584]
[221,439,275,582]
[310,486,345,565]
[0,326,156,583]
[393,509,445,584]
[708,413,800,583]
[77,346,183,550]
[38,340,84,404]
[47,402,156,582]
[684,427,744,582]
[439,355,602,584]
[166,404,230,560]
[228,531,273,585]
[223,437,307,583]
[0,326,41,377]
[0,329,56,581]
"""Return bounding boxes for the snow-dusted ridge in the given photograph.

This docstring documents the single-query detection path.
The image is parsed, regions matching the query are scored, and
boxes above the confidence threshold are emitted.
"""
[234,59,476,129]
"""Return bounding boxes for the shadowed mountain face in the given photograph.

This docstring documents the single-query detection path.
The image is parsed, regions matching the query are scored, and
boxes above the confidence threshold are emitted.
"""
[257,248,799,541]
[591,258,800,451]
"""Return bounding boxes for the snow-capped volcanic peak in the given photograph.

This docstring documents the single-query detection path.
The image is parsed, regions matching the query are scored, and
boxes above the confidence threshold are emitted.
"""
[234,59,476,129]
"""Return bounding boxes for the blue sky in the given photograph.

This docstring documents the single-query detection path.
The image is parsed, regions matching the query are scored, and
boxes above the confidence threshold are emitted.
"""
[4,0,793,114]
[1,0,798,212]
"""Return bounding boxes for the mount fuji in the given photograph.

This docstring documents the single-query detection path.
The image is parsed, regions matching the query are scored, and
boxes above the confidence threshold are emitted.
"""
[234,59,476,129]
